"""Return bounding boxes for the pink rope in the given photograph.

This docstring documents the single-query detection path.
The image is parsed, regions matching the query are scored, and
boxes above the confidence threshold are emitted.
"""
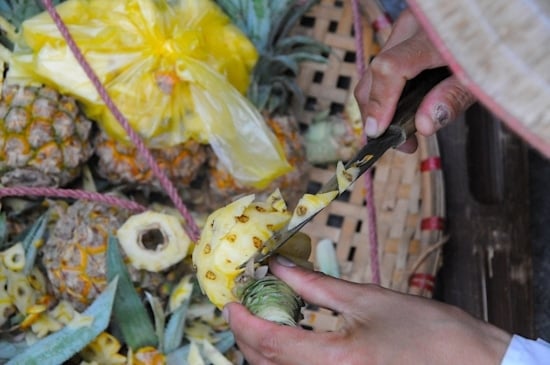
[0,187,146,212]
[351,0,381,285]
[40,0,200,241]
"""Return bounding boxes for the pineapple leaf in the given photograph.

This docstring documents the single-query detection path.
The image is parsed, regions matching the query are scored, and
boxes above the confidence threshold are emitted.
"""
[145,292,166,354]
[106,235,158,351]
[22,213,47,274]
[163,292,191,354]
[275,0,320,42]
[6,277,119,365]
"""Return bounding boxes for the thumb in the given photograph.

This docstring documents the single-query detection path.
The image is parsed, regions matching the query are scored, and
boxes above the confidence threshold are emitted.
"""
[415,75,476,135]
[269,255,367,314]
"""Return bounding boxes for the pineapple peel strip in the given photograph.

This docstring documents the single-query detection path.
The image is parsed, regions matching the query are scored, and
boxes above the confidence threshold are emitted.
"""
[9,0,290,188]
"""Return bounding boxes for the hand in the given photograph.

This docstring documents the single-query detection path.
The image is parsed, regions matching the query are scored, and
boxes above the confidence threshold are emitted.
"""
[224,257,511,365]
[354,9,476,152]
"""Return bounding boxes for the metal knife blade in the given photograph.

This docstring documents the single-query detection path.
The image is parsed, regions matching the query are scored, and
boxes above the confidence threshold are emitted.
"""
[247,67,452,266]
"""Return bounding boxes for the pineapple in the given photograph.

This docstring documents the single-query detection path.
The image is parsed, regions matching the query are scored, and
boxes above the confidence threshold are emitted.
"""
[93,130,207,190]
[41,200,191,311]
[204,0,330,209]
[0,1,94,188]
[192,190,309,326]
[0,78,94,187]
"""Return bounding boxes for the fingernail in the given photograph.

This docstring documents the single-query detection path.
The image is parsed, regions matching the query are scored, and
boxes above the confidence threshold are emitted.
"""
[222,306,230,322]
[276,255,296,267]
[365,116,379,137]
[433,104,450,127]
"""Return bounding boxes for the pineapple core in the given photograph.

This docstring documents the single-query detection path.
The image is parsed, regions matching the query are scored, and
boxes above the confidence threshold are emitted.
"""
[192,191,290,309]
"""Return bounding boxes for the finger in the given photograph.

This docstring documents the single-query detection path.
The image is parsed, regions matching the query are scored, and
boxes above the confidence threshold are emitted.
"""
[235,341,275,365]
[269,256,365,314]
[357,35,447,138]
[414,75,476,136]
[381,9,420,51]
[396,135,418,153]
[225,302,342,365]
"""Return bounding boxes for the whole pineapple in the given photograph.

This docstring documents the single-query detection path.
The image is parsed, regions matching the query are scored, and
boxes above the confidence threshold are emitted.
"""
[205,0,329,209]
[93,130,207,190]
[0,83,94,187]
[41,200,190,311]
[0,1,94,187]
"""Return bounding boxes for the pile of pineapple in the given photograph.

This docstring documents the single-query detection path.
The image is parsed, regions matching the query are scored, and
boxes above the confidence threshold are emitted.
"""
[0,0,352,363]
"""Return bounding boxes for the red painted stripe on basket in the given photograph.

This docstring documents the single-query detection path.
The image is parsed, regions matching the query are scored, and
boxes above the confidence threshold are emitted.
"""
[372,14,392,32]
[421,217,445,231]
[409,273,435,292]
[420,157,442,172]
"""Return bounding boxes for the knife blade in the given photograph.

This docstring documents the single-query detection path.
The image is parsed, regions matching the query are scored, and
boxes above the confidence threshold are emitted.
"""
[247,66,452,266]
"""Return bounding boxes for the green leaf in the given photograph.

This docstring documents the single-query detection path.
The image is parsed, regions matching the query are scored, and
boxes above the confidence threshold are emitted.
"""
[7,277,119,365]
[0,212,8,247]
[106,235,158,350]
[146,292,166,353]
[22,214,47,275]
[163,294,191,354]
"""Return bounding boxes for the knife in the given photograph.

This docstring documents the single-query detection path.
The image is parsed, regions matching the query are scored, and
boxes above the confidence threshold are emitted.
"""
[248,66,452,266]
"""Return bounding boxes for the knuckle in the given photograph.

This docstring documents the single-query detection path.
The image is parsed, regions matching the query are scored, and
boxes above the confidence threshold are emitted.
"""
[369,54,400,78]
[257,335,283,360]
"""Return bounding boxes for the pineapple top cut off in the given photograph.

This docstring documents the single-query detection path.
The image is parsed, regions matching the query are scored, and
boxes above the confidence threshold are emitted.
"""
[192,191,291,309]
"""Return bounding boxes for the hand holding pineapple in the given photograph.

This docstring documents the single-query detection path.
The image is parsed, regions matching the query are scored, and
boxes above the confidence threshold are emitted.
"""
[225,258,512,365]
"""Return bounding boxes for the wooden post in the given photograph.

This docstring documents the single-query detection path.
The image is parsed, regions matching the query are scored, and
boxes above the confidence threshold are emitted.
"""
[435,106,534,337]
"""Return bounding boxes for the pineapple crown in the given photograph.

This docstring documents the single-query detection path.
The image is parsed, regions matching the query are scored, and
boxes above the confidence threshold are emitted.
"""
[215,0,330,116]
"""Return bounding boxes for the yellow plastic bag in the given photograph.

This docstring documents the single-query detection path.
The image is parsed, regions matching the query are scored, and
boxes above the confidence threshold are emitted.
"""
[8,0,291,188]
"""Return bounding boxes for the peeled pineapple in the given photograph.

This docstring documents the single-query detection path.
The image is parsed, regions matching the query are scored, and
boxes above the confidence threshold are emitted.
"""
[193,190,309,326]
[192,192,289,309]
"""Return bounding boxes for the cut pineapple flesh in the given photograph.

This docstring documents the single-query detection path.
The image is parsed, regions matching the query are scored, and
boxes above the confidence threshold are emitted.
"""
[192,191,290,309]
[117,211,191,272]
[336,160,360,193]
[287,191,338,230]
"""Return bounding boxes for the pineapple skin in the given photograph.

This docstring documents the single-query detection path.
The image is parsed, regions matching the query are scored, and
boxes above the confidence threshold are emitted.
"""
[0,84,94,187]
[41,200,167,311]
[93,130,208,189]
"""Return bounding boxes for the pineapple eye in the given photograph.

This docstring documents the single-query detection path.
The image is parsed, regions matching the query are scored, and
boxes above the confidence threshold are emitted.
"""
[205,271,216,280]
[225,234,237,243]
[296,205,308,217]
[253,237,262,249]
[255,206,266,213]
[203,244,212,254]
[236,215,250,223]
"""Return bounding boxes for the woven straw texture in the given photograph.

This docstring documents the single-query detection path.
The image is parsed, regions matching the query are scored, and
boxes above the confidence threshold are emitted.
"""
[291,0,446,331]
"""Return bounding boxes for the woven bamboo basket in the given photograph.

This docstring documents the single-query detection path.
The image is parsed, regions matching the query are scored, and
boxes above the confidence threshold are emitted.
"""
[290,0,447,332]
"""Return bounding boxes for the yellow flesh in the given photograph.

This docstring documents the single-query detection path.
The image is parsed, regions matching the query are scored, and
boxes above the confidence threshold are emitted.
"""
[192,191,290,309]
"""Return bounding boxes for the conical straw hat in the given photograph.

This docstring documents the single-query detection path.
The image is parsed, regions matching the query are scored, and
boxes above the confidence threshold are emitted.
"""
[408,0,550,157]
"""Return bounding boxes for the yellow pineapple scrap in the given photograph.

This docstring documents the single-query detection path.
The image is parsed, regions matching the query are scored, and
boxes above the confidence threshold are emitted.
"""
[80,332,127,365]
[287,191,339,230]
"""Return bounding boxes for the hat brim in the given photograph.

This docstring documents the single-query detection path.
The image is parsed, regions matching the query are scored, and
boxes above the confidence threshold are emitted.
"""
[407,0,550,157]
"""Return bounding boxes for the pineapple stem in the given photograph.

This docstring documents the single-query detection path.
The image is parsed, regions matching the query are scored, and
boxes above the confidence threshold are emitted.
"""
[240,275,304,326]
